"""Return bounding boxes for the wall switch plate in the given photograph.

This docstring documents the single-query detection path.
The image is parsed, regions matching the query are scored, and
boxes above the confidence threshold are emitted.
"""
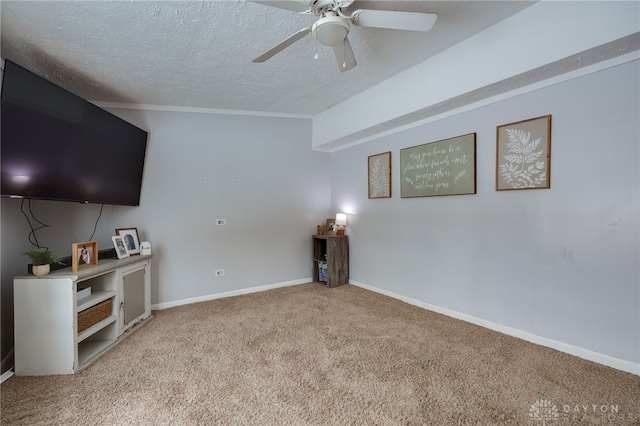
[216,219,226,225]
[215,269,225,277]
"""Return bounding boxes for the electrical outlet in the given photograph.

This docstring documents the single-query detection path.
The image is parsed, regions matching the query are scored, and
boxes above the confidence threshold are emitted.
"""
[215,269,225,277]
[216,219,226,225]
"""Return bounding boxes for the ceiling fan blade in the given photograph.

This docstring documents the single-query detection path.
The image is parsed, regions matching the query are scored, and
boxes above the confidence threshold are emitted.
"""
[250,0,310,13]
[336,0,355,9]
[252,27,311,63]
[350,9,437,32]
[332,37,356,72]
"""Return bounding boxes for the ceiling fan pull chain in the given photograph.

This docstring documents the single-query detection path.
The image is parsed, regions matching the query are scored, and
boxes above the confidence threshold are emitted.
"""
[314,35,319,59]
[342,38,347,68]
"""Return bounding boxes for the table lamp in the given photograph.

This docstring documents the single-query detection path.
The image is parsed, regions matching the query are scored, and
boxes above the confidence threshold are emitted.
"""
[335,213,347,235]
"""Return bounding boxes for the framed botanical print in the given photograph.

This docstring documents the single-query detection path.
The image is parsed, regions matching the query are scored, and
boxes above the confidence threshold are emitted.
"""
[368,151,391,199]
[496,115,551,191]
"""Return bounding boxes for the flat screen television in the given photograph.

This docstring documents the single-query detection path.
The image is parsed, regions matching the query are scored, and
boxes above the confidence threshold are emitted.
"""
[1,59,148,206]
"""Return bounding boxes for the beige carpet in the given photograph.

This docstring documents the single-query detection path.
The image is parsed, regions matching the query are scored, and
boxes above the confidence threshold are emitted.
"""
[1,283,639,425]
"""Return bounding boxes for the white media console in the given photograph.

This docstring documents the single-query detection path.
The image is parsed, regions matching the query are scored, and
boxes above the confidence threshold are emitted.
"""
[13,255,152,375]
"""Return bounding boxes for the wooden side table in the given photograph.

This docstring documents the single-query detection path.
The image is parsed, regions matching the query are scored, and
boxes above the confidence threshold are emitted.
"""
[312,235,348,287]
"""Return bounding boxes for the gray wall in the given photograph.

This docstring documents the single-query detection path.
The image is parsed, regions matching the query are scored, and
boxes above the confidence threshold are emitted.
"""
[2,60,638,375]
[330,60,640,365]
[1,110,329,372]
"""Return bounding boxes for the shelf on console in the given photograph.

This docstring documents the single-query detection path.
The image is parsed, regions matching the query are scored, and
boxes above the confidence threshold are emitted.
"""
[77,315,117,343]
[78,339,115,368]
[77,290,116,312]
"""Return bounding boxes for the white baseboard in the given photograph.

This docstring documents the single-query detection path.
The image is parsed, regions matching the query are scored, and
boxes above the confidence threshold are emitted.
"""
[1,369,14,384]
[151,278,312,311]
[350,280,640,376]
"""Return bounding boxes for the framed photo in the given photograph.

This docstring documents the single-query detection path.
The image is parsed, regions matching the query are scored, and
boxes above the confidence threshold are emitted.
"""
[115,227,141,255]
[111,235,130,259]
[368,151,392,199]
[496,115,551,191]
[400,133,476,198]
[325,219,337,235]
[72,241,98,272]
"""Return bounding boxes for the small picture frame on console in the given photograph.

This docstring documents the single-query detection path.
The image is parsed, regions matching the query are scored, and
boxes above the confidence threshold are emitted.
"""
[111,235,130,259]
[72,241,98,272]
[115,227,141,255]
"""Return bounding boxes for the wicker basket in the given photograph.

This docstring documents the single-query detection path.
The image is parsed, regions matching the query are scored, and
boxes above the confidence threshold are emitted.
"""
[78,298,113,332]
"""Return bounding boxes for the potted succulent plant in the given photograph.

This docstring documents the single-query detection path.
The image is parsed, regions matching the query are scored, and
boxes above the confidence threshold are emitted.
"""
[23,248,65,276]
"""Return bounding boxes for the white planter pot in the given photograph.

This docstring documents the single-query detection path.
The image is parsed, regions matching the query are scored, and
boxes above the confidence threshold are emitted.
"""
[32,264,50,276]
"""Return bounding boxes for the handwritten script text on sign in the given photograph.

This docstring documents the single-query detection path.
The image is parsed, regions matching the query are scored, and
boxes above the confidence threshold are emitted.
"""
[400,133,475,197]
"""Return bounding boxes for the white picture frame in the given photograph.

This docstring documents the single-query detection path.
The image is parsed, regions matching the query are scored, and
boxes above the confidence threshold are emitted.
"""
[111,235,130,259]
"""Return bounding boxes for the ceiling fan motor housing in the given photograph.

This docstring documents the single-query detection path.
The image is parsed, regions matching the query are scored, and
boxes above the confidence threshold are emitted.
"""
[310,0,337,13]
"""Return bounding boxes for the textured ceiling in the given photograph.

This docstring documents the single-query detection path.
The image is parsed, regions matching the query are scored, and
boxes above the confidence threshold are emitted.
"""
[0,0,536,116]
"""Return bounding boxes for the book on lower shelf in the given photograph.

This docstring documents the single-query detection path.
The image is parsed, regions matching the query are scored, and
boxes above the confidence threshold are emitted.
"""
[318,261,327,282]
[77,286,91,301]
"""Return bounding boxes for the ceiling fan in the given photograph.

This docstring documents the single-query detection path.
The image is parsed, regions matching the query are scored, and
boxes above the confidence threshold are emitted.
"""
[251,0,437,72]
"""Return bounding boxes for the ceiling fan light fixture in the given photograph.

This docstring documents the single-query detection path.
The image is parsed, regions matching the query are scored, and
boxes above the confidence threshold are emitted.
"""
[312,15,349,46]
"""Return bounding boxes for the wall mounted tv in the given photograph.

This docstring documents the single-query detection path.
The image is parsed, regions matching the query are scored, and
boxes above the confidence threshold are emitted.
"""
[1,59,148,206]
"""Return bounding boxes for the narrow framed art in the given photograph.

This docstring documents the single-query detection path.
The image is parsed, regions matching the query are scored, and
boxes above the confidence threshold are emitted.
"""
[72,241,98,272]
[496,115,551,191]
[115,227,141,255]
[368,151,391,199]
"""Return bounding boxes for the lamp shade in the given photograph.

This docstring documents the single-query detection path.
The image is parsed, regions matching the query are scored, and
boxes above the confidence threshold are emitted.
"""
[335,213,347,226]
[312,15,349,46]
